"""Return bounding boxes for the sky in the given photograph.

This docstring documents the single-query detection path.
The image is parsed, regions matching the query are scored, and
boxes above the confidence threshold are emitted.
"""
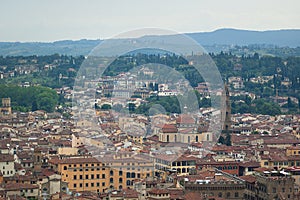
[1,0,299,42]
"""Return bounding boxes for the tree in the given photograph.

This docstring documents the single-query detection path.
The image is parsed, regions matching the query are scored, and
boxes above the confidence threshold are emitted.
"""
[101,104,112,110]
[128,103,136,112]
[112,104,123,112]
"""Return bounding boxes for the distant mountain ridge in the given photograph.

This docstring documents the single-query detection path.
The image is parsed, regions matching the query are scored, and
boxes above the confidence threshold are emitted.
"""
[187,28,300,47]
[0,29,299,56]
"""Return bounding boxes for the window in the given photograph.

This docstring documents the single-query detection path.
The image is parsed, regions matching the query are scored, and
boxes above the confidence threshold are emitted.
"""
[80,175,83,179]
[85,183,88,187]
[85,175,89,179]
[73,175,77,180]
[97,182,100,187]
[110,170,114,176]
[126,172,131,178]
[91,183,94,187]
[73,183,77,188]
[226,192,230,198]
[80,183,82,188]
[91,174,94,179]
[63,166,67,170]
[119,171,123,176]
[235,192,239,197]
[97,174,100,179]
[119,178,123,183]
[102,182,105,187]
[102,174,105,179]
[131,172,135,178]
[110,178,113,183]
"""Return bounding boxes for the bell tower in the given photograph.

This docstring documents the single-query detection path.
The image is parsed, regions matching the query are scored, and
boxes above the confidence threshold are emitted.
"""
[219,85,232,146]
[0,98,12,116]
[223,85,232,132]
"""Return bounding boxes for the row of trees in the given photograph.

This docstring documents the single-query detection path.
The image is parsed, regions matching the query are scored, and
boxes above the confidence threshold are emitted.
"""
[0,85,58,112]
[231,94,283,116]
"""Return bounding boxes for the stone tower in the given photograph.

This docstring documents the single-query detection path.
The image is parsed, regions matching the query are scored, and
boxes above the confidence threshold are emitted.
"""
[222,85,232,132]
[0,98,12,116]
[219,85,232,146]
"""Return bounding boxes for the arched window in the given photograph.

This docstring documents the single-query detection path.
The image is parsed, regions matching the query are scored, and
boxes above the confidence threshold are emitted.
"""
[126,180,131,186]
[226,192,231,198]
[131,172,136,178]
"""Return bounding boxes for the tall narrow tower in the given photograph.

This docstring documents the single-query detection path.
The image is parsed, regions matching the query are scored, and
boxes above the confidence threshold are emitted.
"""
[223,85,232,132]
[219,85,232,146]
[1,98,12,116]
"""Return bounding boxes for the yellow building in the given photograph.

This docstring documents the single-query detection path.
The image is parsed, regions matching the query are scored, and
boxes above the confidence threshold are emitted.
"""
[154,154,197,177]
[101,152,155,188]
[286,146,300,156]
[49,156,125,193]
[0,98,12,116]
[158,124,211,143]
[49,153,154,193]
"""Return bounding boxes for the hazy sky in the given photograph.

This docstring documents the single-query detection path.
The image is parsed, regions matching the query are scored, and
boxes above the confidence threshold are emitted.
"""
[1,0,299,42]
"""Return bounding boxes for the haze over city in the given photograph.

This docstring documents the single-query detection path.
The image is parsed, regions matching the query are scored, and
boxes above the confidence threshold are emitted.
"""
[1,0,300,41]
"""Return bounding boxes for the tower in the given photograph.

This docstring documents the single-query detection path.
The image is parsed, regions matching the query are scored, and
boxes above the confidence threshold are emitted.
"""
[0,98,12,116]
[222,85,232,132]
[219,85,232,146]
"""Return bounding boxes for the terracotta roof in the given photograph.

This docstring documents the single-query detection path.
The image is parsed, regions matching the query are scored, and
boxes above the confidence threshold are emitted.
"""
[240,175,256,183]
[162,124,178,133]
[3,183,38,190]
[183,191,204,200]
[49,157,101,165]
[176,114,195,124]
[0,154,14,162]
[148,188,169,195]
